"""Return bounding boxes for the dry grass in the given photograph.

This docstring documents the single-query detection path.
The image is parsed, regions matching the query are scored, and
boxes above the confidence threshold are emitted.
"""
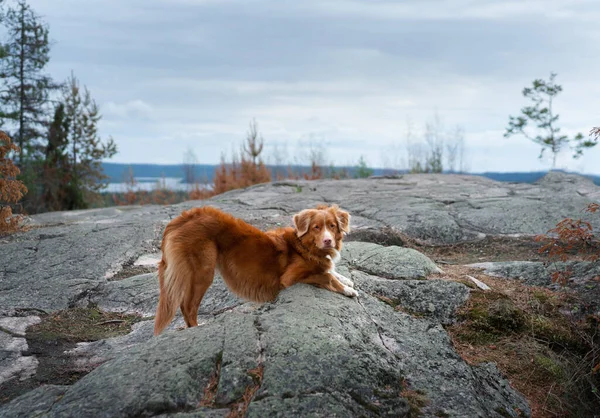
[535,203,599,285]
[227,365,264,418]
[437,265,600,417]
[198,356,264,418]
[400,379,430,417]
[28,306,143,343]
[199,352,223,407]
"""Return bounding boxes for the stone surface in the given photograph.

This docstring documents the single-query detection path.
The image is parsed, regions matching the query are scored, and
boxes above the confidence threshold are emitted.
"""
[469,261,600,288]
[82,273,242,318]
[351,271,469,324]
[0,385,68,418]
[0,316,41,336]
[3,171,594,416]
[0,316,42,385]
[2,171,598,315]
[341,241,442,279]
[1,286,528,418]
[470,260,600,316]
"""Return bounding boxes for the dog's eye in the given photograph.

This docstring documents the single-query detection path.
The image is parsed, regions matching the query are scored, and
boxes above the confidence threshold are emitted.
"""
[313,225,320,230]
[330,224,336,229]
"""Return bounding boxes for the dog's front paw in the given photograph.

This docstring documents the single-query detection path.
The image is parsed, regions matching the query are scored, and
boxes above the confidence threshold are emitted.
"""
[343,286,358,298]
[336,273,354,288]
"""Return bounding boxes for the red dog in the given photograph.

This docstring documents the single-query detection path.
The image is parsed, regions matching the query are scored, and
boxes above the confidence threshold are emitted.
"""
[154,204,356,335]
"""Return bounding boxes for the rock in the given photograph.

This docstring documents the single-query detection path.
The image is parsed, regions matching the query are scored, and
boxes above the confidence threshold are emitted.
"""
[466,275,491,290]
[357,293,529,417]
[0,330,39,384]
[0,316,41,336]
[1,285,528,418]
[0,385,68,418]
[536,171,600,200]
[83,273,243,319]
[341,242,441,279]
[2,172,598,315]
[0,316,42,385]
[352,270,469,324]
[469,261,600,288]
[472,363,531,417]
[5,172,593,415]
[65,320,157,372]
[0,205,172,314]
[212,172,600,244]
[469,260,600,316]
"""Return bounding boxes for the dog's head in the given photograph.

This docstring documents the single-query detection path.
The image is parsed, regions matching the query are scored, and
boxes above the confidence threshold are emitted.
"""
[293,204,350,252]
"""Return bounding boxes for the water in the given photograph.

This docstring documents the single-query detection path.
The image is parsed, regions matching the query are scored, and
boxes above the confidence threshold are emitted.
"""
[105,177,211,193]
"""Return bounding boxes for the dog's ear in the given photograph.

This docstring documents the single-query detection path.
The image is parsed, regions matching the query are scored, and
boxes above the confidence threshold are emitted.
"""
[293,210,313,237]
[333,206,350,234]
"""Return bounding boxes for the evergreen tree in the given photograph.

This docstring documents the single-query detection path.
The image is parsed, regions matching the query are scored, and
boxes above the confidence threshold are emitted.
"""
[0,0,59,159]
[504,73,595,168]
[41,103,70,211]
[57,73,116,209]
[355,155,373,178]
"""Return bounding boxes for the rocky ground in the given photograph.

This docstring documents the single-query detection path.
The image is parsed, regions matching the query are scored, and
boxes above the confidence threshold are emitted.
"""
[1,171,599,417]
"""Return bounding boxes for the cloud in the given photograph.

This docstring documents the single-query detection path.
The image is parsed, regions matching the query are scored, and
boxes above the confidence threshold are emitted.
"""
[103,100,154,120]
[24,0,600,173]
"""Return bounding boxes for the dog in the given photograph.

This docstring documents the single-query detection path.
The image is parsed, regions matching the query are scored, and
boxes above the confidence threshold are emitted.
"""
[153,204,357,335]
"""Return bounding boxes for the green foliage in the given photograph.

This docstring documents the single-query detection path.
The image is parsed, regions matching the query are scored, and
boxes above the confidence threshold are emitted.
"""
[56,73,117,209]
[0,2,118,213]
[533,355,565,381]
[41,103,71,211]
[504,73,595,167]
[0,0,60,159]
[354,155,373,178]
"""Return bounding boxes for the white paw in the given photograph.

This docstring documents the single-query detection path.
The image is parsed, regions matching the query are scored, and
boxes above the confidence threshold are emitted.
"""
[343,286,358,298]
[337,274,354,288]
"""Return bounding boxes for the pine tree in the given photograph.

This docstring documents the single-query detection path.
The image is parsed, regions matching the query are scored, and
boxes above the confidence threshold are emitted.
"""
[0,0,59,159]
[58,73,116,209]
[355,155,373,178]
[504,73,595,168]
[41,103,70,211]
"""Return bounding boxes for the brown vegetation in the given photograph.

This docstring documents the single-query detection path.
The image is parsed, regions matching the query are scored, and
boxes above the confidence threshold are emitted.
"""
[197,352,264,418]
[0,131,28,234]
[227,365,264,418]
[106,120,363,207]
[440,265,600,417]
[536,203,599,285]
[212,151,272,195]
[111,168,180,206]
[212,120,272,194]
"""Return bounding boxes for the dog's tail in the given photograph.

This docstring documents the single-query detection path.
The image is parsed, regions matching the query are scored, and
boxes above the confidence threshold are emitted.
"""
[154,239,190,336]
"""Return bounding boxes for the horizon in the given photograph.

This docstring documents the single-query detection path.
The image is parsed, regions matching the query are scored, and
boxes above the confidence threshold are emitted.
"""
[101,161,600,177]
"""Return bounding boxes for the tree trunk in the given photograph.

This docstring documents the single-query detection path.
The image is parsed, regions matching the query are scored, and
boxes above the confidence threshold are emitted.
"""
[18,6,25,155]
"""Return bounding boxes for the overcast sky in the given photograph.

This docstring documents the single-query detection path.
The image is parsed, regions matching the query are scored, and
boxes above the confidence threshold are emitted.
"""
[26,0,600,173]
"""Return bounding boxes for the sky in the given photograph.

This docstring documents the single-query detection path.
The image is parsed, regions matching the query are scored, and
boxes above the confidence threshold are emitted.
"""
[24,0,600,173]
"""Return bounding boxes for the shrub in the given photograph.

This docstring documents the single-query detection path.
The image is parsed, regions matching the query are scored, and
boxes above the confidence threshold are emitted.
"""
[536,203,599,285]
[535,202,600,409]
[0,131,28,234]
[213,120,272,194]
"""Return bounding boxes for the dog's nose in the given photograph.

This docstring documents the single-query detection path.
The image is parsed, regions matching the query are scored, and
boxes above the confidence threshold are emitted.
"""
[323,238,332,246]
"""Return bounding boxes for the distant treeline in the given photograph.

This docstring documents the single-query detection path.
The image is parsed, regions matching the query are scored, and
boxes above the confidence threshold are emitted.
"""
[101,163,387,184]
[101,163,600,186]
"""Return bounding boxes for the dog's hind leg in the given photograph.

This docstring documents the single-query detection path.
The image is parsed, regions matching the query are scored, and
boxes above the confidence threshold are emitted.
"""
[180,241,217,328]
